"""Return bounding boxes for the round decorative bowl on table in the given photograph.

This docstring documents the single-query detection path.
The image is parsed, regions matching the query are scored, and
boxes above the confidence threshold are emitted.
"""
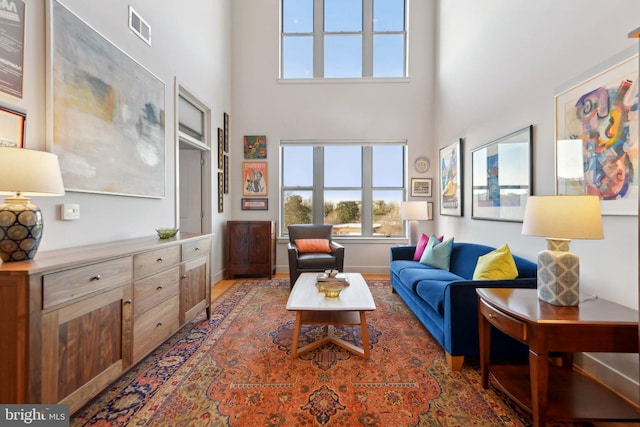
[156,228,179,239]
[317,282,347,298]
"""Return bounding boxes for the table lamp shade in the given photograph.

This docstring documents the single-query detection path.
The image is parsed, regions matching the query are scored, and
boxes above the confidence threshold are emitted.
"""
[521,195,603,306]
[400,201,431,246]
[0,147,65,262]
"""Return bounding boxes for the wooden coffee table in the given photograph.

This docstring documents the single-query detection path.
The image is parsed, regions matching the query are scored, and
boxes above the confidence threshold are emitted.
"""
[286,272,376,358]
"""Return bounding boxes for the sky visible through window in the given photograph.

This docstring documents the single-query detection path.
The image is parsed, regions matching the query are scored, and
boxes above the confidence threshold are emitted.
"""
[282,0,405,78]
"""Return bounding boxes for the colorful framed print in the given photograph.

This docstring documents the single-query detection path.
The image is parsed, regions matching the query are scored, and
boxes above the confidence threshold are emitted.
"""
[471,126,532,222]
[555,54,639,215]
[242,161,267,196]
[0,106,26,148]
[410,178,432,197]
[217,127,223,169]
[243,135,267,159]
[241,198,268,210]
[439,139,463,216]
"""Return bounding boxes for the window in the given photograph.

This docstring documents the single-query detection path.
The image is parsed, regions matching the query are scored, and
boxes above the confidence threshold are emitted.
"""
[281,0,407,79]
[281,142,406,237]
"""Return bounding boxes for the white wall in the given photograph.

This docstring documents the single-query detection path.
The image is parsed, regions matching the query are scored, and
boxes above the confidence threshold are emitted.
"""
[230,0,438,273]
[11,0,232,279]
[435,0,640,403]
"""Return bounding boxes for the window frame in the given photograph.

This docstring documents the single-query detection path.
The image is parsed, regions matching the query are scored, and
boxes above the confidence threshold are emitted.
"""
[280,140,407,237]
[280,0,407,79]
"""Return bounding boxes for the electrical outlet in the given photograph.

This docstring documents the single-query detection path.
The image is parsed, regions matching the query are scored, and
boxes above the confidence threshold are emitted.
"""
[61,204,80,220]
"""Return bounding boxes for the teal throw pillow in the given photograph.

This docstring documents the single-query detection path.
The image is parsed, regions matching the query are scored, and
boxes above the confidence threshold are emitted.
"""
[419,235,454,271]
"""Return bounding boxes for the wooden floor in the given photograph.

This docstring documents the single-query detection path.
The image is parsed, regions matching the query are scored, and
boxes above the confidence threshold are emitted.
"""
[211,272,390,301]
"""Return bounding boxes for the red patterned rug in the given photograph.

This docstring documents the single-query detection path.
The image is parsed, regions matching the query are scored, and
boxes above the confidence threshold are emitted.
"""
[71,279,591,426]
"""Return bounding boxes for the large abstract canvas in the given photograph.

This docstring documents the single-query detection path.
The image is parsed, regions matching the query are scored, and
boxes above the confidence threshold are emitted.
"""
[556,54,638,215]
[48,0,165,198]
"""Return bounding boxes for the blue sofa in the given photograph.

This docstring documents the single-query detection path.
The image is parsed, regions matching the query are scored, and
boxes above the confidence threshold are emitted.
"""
[390,242,538,370]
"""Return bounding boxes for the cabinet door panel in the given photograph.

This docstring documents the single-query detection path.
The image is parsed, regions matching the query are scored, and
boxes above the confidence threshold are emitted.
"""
[227,223,249,265]
[181,256,209,324]
[248,223,270,264]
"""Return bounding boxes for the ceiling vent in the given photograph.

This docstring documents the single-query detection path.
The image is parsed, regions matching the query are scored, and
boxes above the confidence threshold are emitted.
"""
[129,6,151,45]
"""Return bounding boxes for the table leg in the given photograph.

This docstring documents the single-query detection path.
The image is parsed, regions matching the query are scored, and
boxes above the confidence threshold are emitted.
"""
[359,311,370,358]
[291,311,302,358]
[478,306,491,389]
[529,349,549,427]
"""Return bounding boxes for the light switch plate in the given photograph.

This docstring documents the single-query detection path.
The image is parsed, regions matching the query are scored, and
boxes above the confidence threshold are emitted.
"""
[61,204,80,220]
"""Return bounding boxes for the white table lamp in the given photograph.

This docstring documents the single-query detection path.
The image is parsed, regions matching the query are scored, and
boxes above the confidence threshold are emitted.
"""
[0,147,65,262]
[521,195,603,306]
[400,201,431,246]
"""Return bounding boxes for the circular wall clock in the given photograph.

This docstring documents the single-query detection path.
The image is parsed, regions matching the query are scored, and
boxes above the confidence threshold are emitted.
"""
[414,156,430,173]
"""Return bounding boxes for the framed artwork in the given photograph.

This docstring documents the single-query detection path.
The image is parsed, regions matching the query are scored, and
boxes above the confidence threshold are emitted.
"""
[242,161,267,196]
[556,54,639,215]
[241,198,268,210]
[439,139,463,216]
[243,135,267,159]
[48,0,165,198]
[0,0,25,98]
[0,106,26,148]
[223,154,229,194]
[223,112,229,152]
[410,178,432,197]
[471,125,533,222]
[217,127,223,169]
[217,172,223,213]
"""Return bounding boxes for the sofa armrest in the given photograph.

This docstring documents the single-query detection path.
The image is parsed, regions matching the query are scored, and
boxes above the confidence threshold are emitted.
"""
[443,278,537,356]
[390,245,416,262]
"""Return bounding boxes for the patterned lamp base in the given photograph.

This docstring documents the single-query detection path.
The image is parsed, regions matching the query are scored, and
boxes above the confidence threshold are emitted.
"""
[0,197,44,262]
[536,239,580,306]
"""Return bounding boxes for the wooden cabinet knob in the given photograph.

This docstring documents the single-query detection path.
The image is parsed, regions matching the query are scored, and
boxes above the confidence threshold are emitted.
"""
[124,299,132,304]
[157,285,164,290]
[156,258,164,263]
[156,322,163,327]
[181,275,187,279]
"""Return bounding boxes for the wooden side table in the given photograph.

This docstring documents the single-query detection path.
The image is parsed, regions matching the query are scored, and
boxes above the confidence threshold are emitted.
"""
[477,288,640,427]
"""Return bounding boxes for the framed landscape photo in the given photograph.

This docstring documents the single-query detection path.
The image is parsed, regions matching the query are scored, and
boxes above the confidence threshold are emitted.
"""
[555,54,639,215]
[410,178,432,197]
[471,125,532,222]
[439,139,463,216]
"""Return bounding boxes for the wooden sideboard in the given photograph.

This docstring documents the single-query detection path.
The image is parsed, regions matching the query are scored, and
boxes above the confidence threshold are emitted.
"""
[0,233,211,413]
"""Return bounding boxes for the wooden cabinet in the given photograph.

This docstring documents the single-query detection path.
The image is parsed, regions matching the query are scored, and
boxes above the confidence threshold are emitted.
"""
[0,233,211,414]
[226,221,275,279]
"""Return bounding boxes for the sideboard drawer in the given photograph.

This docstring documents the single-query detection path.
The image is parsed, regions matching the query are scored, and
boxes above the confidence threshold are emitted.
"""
[133,266,180,316]
[182,237,211,261]
[133,295,180,362]
[43,257,133,309]
[133,246,181,279]
[479,298,527,342]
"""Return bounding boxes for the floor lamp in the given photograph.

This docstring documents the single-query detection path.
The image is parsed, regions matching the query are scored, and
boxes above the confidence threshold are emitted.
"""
[400,201,431,246]
[521,195,603,306]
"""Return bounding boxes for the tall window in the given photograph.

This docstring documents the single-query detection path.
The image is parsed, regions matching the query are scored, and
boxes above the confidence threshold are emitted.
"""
[281,0,407,79]
[281,143,405,237]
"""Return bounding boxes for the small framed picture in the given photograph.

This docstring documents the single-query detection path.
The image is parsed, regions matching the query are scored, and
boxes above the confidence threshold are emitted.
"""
[241,198,268,210]
[0,106,26,148]
[410,178,432,197]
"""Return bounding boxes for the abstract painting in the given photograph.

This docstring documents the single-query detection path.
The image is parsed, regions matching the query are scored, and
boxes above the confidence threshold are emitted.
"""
[243,135,267,159]
[48,0,165,198]
[556,54,639,215]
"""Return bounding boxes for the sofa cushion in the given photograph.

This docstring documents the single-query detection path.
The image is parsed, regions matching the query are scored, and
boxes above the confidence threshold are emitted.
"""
[390,260,433,278]
[398,267,462,292]
[419,236,454,271]
[472,244,519,280]
[415,280,451,314]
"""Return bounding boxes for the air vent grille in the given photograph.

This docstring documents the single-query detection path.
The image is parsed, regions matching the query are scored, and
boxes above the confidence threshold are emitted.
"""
[129,6,151,45]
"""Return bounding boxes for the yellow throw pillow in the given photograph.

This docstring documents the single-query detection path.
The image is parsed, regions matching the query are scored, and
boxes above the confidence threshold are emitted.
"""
[472,244,519,280]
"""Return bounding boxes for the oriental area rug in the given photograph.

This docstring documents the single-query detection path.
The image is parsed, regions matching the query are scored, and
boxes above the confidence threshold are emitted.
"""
[71,279,592,427]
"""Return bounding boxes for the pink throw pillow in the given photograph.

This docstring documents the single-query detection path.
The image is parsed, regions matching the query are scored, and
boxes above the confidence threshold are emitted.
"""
[413,234,444,261]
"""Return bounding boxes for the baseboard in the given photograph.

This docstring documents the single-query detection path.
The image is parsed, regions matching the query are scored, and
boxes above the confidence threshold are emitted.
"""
[574,352,640,407]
